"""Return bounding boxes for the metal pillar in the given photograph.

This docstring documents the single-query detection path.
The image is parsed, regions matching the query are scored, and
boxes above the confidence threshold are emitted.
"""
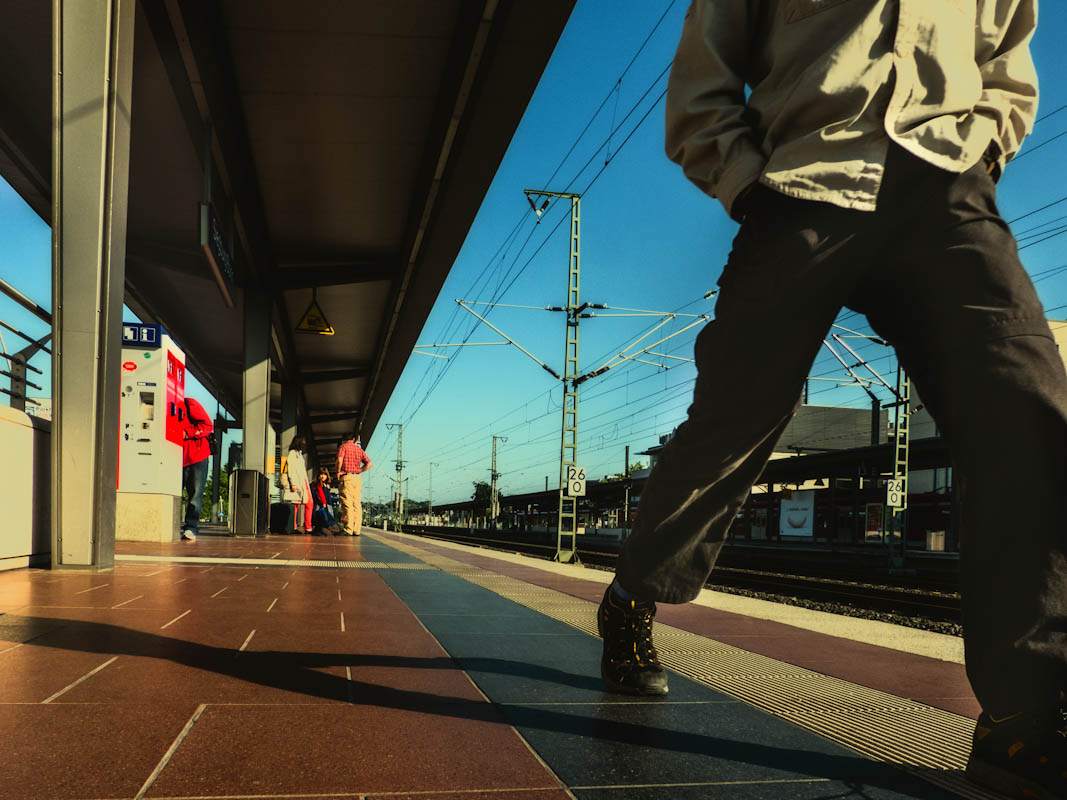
[428,461,439,517]
[885,367,910,569]
[554,194,582,563]
[387,423,404,517]
[211,412,223,523]
[280,384,297,456]
[490,435,506,526]
[242,289,271,473]
[50,0,136,569]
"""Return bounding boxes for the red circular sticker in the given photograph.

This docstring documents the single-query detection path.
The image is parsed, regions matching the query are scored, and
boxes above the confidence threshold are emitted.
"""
[122,361,137,371]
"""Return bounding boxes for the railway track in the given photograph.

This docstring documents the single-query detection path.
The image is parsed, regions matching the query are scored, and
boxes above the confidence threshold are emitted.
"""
[400,525,962,628]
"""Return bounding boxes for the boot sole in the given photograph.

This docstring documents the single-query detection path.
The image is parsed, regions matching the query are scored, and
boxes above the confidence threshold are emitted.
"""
[600,664,669,696]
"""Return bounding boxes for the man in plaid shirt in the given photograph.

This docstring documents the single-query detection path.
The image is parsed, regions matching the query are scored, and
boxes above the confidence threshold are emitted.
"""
[336,433,372,535]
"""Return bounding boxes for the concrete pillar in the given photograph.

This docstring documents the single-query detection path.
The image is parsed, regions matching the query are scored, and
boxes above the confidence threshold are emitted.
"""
[242,289,271,473]
[50,0,136,569]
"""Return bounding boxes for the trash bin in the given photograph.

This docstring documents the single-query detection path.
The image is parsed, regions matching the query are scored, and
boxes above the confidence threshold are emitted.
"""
[231,469,268,537]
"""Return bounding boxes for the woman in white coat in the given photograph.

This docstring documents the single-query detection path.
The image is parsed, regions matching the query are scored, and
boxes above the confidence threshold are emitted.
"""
[283,436,313,534]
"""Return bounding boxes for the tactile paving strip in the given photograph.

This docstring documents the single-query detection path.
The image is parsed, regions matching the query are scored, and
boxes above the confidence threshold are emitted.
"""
[116,554,437,570]
[374,532,999,800]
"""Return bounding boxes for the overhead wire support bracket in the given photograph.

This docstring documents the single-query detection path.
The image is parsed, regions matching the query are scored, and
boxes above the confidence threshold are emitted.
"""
[829,332,900,400]
[455,299,563,380]
[821,338,880,403]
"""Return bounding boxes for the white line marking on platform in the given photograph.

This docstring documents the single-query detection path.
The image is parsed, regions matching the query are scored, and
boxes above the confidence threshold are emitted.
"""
[161,610,191,629]
[281,581,289,590]
[42,656,118,703]
[174,578,187,584]
[135,703,206,800]
[337,589,342,601]
[75,583,110,594]
[0,643,24,656]
[237,574,248,581]
[346,666,354,703]
[236,629,256,656]
[112,595,143,608]
[270,552,281,558]
[211,587,228,598]
[266,598,278,613]
[340,612,345,632]
[143,570,162,577]
[201,566,214,573]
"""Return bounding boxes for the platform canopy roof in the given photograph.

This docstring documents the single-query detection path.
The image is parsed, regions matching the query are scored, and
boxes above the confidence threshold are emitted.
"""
[0,0,575,462]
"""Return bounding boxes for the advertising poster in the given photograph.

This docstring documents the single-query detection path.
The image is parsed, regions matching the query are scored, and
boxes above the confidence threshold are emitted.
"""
[865,502,884,542]
[779,490,814,538]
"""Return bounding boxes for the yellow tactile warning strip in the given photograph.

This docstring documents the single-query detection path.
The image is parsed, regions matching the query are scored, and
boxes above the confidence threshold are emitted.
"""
[373,532,1001,800]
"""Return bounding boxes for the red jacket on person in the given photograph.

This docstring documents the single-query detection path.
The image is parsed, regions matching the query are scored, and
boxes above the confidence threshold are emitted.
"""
[181,397,214,467]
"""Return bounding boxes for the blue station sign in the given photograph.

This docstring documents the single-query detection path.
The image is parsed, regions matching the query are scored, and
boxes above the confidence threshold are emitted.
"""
[122,323,163,348]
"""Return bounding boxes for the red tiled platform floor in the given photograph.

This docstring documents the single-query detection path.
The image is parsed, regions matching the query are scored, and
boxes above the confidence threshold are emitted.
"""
[0,530,568,800]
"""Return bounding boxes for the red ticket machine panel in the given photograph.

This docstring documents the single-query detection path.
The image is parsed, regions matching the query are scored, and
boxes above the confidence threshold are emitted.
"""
[165,350,186,446]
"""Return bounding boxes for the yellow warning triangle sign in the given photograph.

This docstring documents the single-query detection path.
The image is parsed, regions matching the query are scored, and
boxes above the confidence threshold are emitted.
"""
[296,297,335,335]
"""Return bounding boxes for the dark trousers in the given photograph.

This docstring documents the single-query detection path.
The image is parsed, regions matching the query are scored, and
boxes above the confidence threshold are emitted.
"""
[182,459,209,533]
[616,143,1067,716]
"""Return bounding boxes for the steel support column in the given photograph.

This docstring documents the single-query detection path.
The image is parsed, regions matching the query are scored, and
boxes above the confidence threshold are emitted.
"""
[50,0,136,569]
[242,289,272,473]
[211,412,223,523]
[280,383,297,456]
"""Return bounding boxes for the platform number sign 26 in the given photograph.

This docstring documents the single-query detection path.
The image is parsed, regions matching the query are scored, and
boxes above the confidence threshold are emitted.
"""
[565,465,587,497]
[886,479,906,509]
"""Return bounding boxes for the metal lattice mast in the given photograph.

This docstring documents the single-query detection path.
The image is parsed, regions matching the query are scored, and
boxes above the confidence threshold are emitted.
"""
[489,435,508,526]
[885,367,910,569]
[556,194,582,563]
[386,423,404,516]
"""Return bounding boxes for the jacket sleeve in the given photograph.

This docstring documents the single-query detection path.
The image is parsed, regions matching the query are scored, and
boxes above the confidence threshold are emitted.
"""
[974,0,1038,167]
[665,0,765,219]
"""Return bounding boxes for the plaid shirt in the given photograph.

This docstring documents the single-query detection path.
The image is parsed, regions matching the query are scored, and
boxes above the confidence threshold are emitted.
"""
[337,441,370,475]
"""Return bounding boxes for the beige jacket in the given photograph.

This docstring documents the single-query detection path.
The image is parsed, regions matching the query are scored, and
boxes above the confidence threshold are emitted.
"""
[665,0,1039,216]
[283,449,311,505]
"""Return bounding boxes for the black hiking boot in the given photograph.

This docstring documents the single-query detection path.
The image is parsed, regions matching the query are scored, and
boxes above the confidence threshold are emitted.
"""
[597,583,668,695]
[967,708,1067,799]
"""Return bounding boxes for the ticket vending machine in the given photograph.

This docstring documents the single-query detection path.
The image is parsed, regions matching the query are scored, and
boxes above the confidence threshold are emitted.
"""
[116,323,186,541]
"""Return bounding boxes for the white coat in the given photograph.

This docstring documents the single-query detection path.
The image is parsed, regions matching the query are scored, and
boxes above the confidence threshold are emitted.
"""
[284,449,311,504]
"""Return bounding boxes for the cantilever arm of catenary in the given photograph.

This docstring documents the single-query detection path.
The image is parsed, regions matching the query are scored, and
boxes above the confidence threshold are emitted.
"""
[821,338,881,402]
[829,333,901,401]
[455,299,562,380]
[579,316,709,384]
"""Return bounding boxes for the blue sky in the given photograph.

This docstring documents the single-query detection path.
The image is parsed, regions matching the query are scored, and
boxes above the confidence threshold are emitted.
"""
[3,0,1067,507]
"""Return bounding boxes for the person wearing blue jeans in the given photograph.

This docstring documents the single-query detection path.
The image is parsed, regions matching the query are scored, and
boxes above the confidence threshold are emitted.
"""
[182,458,209,538]
[180,397,214,541]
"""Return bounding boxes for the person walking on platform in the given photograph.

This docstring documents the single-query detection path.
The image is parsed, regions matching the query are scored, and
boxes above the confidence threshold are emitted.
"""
[180,396,214,541]
[598,2,1067,798]
[282,436,313,534]
[336,433,371,536]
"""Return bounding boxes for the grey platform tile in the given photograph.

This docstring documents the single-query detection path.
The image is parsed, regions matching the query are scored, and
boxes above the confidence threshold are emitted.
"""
[497,701,941,793]
[435,631,718,704]
[355,543,423,563]
[378,576,528,616]
[418,611,579,635]
[571,771,961,800]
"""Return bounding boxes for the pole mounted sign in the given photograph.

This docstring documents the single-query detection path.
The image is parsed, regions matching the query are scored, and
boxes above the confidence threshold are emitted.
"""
[886,478,906,509]
[565,465,586,497]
